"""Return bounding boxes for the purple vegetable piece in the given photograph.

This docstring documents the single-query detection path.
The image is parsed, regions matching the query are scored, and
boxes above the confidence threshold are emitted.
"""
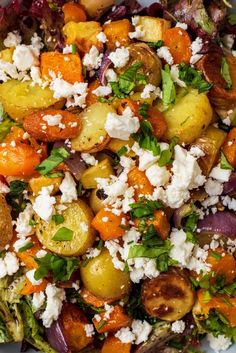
[173,204,193,228]
[223,172,236,196]
[102,0,144,21]
[197,211,236,240]
[45,319,69,353]
[147,3,164,18]
[97,52,112,85]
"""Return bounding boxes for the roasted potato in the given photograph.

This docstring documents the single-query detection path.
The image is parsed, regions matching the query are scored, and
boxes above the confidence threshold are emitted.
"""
[123,43,162,88]
[89,189,105,214]
[59,303,93,352]
[132,16,171,42]
[63,21,103,54]
[0,195,13,250]
[103,19,132,50]
[142,271,195,321]
[0,47,14,63]
[29,175,62,196]
[81,158,114,189]
[107,137,135,156]
[0,80,63,122]
[80,248,131,300]
[71,103,115,153]
[161,89,213,144]
[79,0,115,18]
[36,199,96,256]
[197,53,236,110]
[192,126,226,175]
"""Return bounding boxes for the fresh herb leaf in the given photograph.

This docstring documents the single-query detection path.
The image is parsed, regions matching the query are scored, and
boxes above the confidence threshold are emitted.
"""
[117,146,128,157]
[228,13,236,25]
[9,180,27,197]
[132,120,160,156]
[220,151,233,170]
[178,63,213,93]
[29,219,37,226]
[138,102,150,118]
[161,64,176,105]
[52,214,64,225]
[223,297,233,307]
[147,40,163,49]
[186,231,197,243]
[203,290,212,303]
[96,320,107,330]
[77,181,83,197]
[97,240,104,250]
[130,199,162,219]
[221,57,232,90]
[110,82,126,99]
[0,104,19,142]
[158,137,178,167]
[7,181,28,214]
[185,212,199,233]
[210,251,222,260]
[35,147,70,176]
[142,224,165,247]
[71,43,77,54]
[18,242,34,253]
[222,282,236,297]
[128,243,171,259]
[34,253,79,282]
[119,62,144,94]
[52,227,73,241]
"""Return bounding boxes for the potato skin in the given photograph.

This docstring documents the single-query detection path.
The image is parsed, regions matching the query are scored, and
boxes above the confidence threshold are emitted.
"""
[79,0,115,18]
[197,53,236,110]
[163,89,213,144]
[0,195,13,250]
[36,199,96,256]
[60,303,93,352]
[0,80,63,122]
[89,189,104,214]
[80,248,131,300]
[142,271,195,321]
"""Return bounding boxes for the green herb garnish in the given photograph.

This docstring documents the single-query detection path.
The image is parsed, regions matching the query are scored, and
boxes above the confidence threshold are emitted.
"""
[220,151,234,170]
[178,63,213,93]
[117,146,128,157]
[147,40,163,49]
[221,57,232,90]
[161,64,176,104]
[130,199,162,219]
[52,227,73,241]
[35,147,70,176]
[18,242,34,253]
[158,137,178,167]
[138,102,150,118]
[132,120,160,156]
[52,214,65,225]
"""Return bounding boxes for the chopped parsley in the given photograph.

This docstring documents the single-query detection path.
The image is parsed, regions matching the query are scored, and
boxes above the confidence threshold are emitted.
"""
[35,147,70,176]
[130,199,162,219]
[178,63,213,93]
[132,120,160,156]
[18,242,34,253]
[183,211,199,244]
[220,151,234,170]
[52,214,65,225]
[158,137,178,167]
[147,40,163,49]
[117,145,128,157]
[138,102,150,118]
[221,57,232,90]
[161,64,176,104]
[71,43,77,54]
[7,180,28,214]
[52,227,73,241]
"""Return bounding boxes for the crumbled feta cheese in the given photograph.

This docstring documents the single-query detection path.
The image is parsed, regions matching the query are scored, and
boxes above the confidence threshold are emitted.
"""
[13,237,31,253]
[97,32,107,43]
[131,320,152,345]
[32,291,45,311]
[26,269,42,285]
[171,320,186,333]
[15,203,34,237]
[210,163,231,182]
[140,84,162,99]
[129,25,145,39]
[105,68,118,82]
[0,181,10,193]
[190,37,203,65]
[92,85,112,97]
[81,222,88,232]
[0,59,19,82]
[145,164,170,187]
[43,114,62,126]
[30,66,47,88]
[33,186,56,222]
[3,31,22,48]
[132,16,140,26]
[222,116,231,126]
[81,153,97,166]
[104,303,114,319]
[36,249,48,258]
[0,252,19,278]
[170,65,186,88]
[128,258,160,283]
[63,45,73,54]
[86,247,101,259]
[83,45,103,71]
[175,22,188,30]
[119,156,135,171]
[105,107,140,140]
[222,195,236,212]
[13,44,39,71]
[205,178,223,196]
[189,146,205,158]
[157,46,174,65]
[206,333,231,353]
[202,196,219,208]
[84,324,95,337]
[41,284,66,328]
[59,172,77,203]
[108,47,130,68]
[115,327,135,343]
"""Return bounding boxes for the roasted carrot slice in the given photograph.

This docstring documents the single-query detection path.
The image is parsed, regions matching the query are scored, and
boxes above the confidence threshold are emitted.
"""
[163,27,192,64]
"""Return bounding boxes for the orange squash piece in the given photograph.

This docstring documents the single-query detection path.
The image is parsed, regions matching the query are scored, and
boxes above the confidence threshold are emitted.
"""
[128,167,154,200]
[93,305,131,333]
[103,19,132,50]
[63,2,87,23]
[102,335,131,353]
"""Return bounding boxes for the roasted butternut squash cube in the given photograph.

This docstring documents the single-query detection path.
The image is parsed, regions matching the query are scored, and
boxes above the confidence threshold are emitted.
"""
[133,16,171,42]
[103,19,132,50]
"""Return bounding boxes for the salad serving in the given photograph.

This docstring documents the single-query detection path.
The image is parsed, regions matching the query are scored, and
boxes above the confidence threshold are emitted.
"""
[0,0,236,352]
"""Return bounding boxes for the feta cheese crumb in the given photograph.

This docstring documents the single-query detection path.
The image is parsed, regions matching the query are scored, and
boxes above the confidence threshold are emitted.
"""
[4,31,22,48]
[131,320,152,345]
[81,153,97,166]
[171,320,186,333]
[115,327,135,343]
[97,32,107,43]
[205,178,223,196]
[59,172,77,203]
[140,84,162,99]
[175,22,188,30]
[32,291,45,311]
[145,164,170,187]
[43,114,62,126]
[41,284,66,328]
[210,163,231,182]
[129,25,145,39]
[108,47,130,68]
[92,85,112,97]
[84,324,95,337]
[0,252,19,278]
[105,107,140,140]
[83,45,103,71]
[33,186,56,222]
[190,37,203,65]
[105,68,117,82]
[86,247,101,259]
[15,203,34,237]
[13,237,31,253]
[206,333,231,353]
[157,46,174,65]
[13,44,39,71]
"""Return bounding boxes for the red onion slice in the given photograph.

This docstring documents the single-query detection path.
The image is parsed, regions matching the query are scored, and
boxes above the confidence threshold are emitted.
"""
[197,211,236,240]
[45,319,69,353]
[223,172,236,196]
[97,52,112,85]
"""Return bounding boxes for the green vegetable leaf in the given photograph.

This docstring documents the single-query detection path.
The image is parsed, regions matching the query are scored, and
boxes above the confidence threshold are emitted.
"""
[35,147,70,176]
[130,199,162,219]
[0,316,11,343]
[119,62,144,94]
[158,137,178,167]
[220,151,233,170]
[161,64,176,105]
[97,240,104,250]
[142,224,164,247]
[71,43,77,54]
[117,145,128,157]
[185,212,199,233]
[132,120,160,156]
[147,40,163,49]
[178,63,213,93]
[221,57,232,90]
[34,253,79,282]
[52,227,73,241]
[0,104,19,142]
[18,242,34,253]
[128,243,170,259]
[138,102,150,118]
[52,214,65,225]
[210,251,222,260]
[228,14,236,25]
[110,82,126,99]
